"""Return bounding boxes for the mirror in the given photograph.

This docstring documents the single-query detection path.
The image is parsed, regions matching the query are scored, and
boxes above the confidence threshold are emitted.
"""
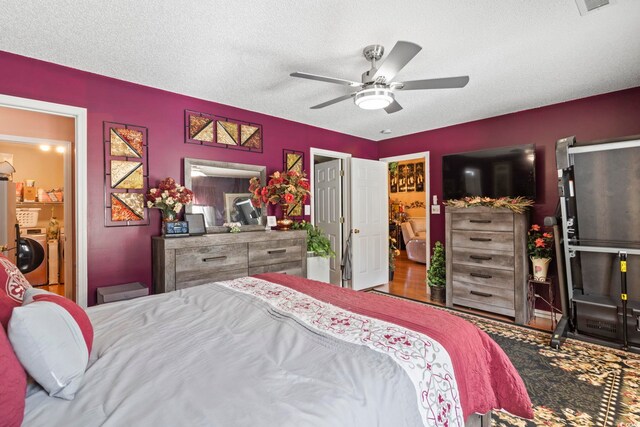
[184,158,266,232]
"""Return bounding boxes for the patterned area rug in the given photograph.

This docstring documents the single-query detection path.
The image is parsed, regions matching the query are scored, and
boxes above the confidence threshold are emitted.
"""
[370,291,640,427]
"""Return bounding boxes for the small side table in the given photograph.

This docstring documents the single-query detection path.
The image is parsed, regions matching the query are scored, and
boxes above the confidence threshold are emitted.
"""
[527,276,559,328]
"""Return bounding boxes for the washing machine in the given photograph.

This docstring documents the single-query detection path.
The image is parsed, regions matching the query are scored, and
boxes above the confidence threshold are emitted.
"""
[18,227,48,286]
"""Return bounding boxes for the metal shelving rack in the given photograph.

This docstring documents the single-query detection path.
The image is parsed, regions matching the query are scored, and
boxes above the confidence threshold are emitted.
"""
[554,135,640,351]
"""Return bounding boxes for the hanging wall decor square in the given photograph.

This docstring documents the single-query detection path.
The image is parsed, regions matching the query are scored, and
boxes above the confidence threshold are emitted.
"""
[283,149,304,174]
[282,149,305,217]
[184,110,263,153]
[104,121,149,227]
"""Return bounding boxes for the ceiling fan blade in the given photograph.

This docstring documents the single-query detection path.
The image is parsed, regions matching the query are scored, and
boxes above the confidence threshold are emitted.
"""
[310,93,356,109]
[395,76,470,91]
[384,100,403,114]
[372,41,422,83]
[290,72,363,88]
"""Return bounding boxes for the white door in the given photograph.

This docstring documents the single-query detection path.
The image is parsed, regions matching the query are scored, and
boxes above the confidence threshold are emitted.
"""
[350,158,389,291]
[315,159,342,285]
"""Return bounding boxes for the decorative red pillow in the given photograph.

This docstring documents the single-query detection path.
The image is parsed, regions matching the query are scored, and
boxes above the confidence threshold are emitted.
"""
[32,293,93,353]
[0,323,26,427]
[0,253,31,330]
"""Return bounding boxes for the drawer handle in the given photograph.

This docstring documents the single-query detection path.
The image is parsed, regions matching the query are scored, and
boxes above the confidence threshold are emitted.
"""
[470,290,493,298]
[203,256,227,262]
[469,237,492,242]
[268,249,287,254]
[470,255,493,261]
[469,219,492,223]
[470,272,492,279]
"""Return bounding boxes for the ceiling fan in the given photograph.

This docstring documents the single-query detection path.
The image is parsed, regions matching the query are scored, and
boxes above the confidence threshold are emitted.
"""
[290,41,469,114]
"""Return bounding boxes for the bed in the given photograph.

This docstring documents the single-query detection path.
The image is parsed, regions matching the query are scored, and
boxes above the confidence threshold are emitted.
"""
[22,273,533,426]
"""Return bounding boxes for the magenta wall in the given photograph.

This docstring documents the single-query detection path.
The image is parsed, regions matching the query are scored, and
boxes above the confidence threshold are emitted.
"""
[379,87,640,249]
[0,51,377,305]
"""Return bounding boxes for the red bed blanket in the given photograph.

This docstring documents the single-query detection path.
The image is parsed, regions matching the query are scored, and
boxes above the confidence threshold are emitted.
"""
[256,273,534,421]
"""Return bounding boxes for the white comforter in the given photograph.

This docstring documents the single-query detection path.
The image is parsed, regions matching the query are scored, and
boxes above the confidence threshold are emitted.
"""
[23,281,428,426]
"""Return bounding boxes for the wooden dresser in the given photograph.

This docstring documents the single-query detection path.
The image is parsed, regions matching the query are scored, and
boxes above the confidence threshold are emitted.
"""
[152,230,307,294]
[445,206,528,324]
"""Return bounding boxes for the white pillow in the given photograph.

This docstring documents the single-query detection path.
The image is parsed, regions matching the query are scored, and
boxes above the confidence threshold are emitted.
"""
[8,296,89,400]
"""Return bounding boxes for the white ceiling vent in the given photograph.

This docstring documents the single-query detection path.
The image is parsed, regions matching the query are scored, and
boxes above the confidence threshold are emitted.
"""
[576,0,614,16]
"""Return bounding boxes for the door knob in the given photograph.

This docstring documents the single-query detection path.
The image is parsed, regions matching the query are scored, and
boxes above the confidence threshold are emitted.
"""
[353,229,360,234]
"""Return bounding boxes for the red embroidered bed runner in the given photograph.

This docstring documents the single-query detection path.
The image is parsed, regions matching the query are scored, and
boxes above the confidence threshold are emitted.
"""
[254,273,534,422]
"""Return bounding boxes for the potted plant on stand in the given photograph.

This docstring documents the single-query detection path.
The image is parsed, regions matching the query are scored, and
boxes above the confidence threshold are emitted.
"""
[427,241,446,303]
[291,220,335,283]
[528,224,554,281]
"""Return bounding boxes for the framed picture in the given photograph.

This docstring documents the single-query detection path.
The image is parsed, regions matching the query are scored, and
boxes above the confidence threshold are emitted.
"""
[390,170,398,193]
[286,203,303,217]
[415,162,425,192]
[185,110,263,153]
[103,121,149,227]
[185,213,206,236]
[398,164,408,192]
[283,149,304,174]
[406,164,416,192]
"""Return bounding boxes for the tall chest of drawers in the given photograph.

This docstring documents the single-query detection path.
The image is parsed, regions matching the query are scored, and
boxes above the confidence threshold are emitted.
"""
[445,206,529,324]
[153,230,307,294]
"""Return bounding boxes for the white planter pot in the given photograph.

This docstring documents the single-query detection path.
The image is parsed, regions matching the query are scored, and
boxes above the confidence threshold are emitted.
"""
[530,257,551,281]
[306,252,330,283]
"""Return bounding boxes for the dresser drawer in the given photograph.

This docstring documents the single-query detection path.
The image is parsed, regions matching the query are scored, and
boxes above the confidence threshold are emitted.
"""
[451,230,514,252]
[451,212,513,232]
[175,243,248,277]
[249,261,303,276]
[176,267,249,290]
[249,239,303,267]
[452,281,515,315]
[452,263,514,290]
[451,248,514,270]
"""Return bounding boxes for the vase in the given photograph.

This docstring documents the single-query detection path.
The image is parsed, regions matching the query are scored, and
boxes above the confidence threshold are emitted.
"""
[276,203,294,230]
[161,211,178,235]
[531,257,551,281]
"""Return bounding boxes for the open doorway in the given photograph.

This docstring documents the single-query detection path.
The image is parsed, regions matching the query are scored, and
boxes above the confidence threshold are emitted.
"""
[0,95,88,306]
[377,152,431,302]
[0,135,73,298]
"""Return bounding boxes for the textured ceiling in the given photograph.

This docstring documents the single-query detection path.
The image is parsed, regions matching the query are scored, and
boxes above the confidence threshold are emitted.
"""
[1,1,639,141]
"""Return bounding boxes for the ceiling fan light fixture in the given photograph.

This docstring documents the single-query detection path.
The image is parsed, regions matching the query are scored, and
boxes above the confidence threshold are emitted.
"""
[354,87,394,110]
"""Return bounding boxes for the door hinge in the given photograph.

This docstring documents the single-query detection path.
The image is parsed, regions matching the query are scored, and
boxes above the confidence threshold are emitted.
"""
[339,217,345,224]
[340,170,345,177]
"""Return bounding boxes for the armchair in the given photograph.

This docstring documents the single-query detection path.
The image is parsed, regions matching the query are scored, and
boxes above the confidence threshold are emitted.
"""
[400,220,427,264]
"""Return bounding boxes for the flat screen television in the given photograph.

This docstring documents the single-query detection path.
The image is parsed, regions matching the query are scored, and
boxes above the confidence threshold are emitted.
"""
[442,144,536,200]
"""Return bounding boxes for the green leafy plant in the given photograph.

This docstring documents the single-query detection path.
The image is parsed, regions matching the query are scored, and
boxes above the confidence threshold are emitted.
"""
[427,241,446,288]
[291,220,335,258]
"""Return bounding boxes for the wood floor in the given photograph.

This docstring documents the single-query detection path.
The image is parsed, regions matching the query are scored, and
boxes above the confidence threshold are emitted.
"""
[375,250,554,332]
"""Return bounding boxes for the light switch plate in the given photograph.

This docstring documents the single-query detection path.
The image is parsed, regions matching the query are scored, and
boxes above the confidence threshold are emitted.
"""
[431,205,441,214]
[304,204,311,215]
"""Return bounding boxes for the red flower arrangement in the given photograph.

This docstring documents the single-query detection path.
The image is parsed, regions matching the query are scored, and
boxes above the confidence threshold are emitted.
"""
[249,170,310,208]
[527,224,554,258]
[146,177,194,220]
